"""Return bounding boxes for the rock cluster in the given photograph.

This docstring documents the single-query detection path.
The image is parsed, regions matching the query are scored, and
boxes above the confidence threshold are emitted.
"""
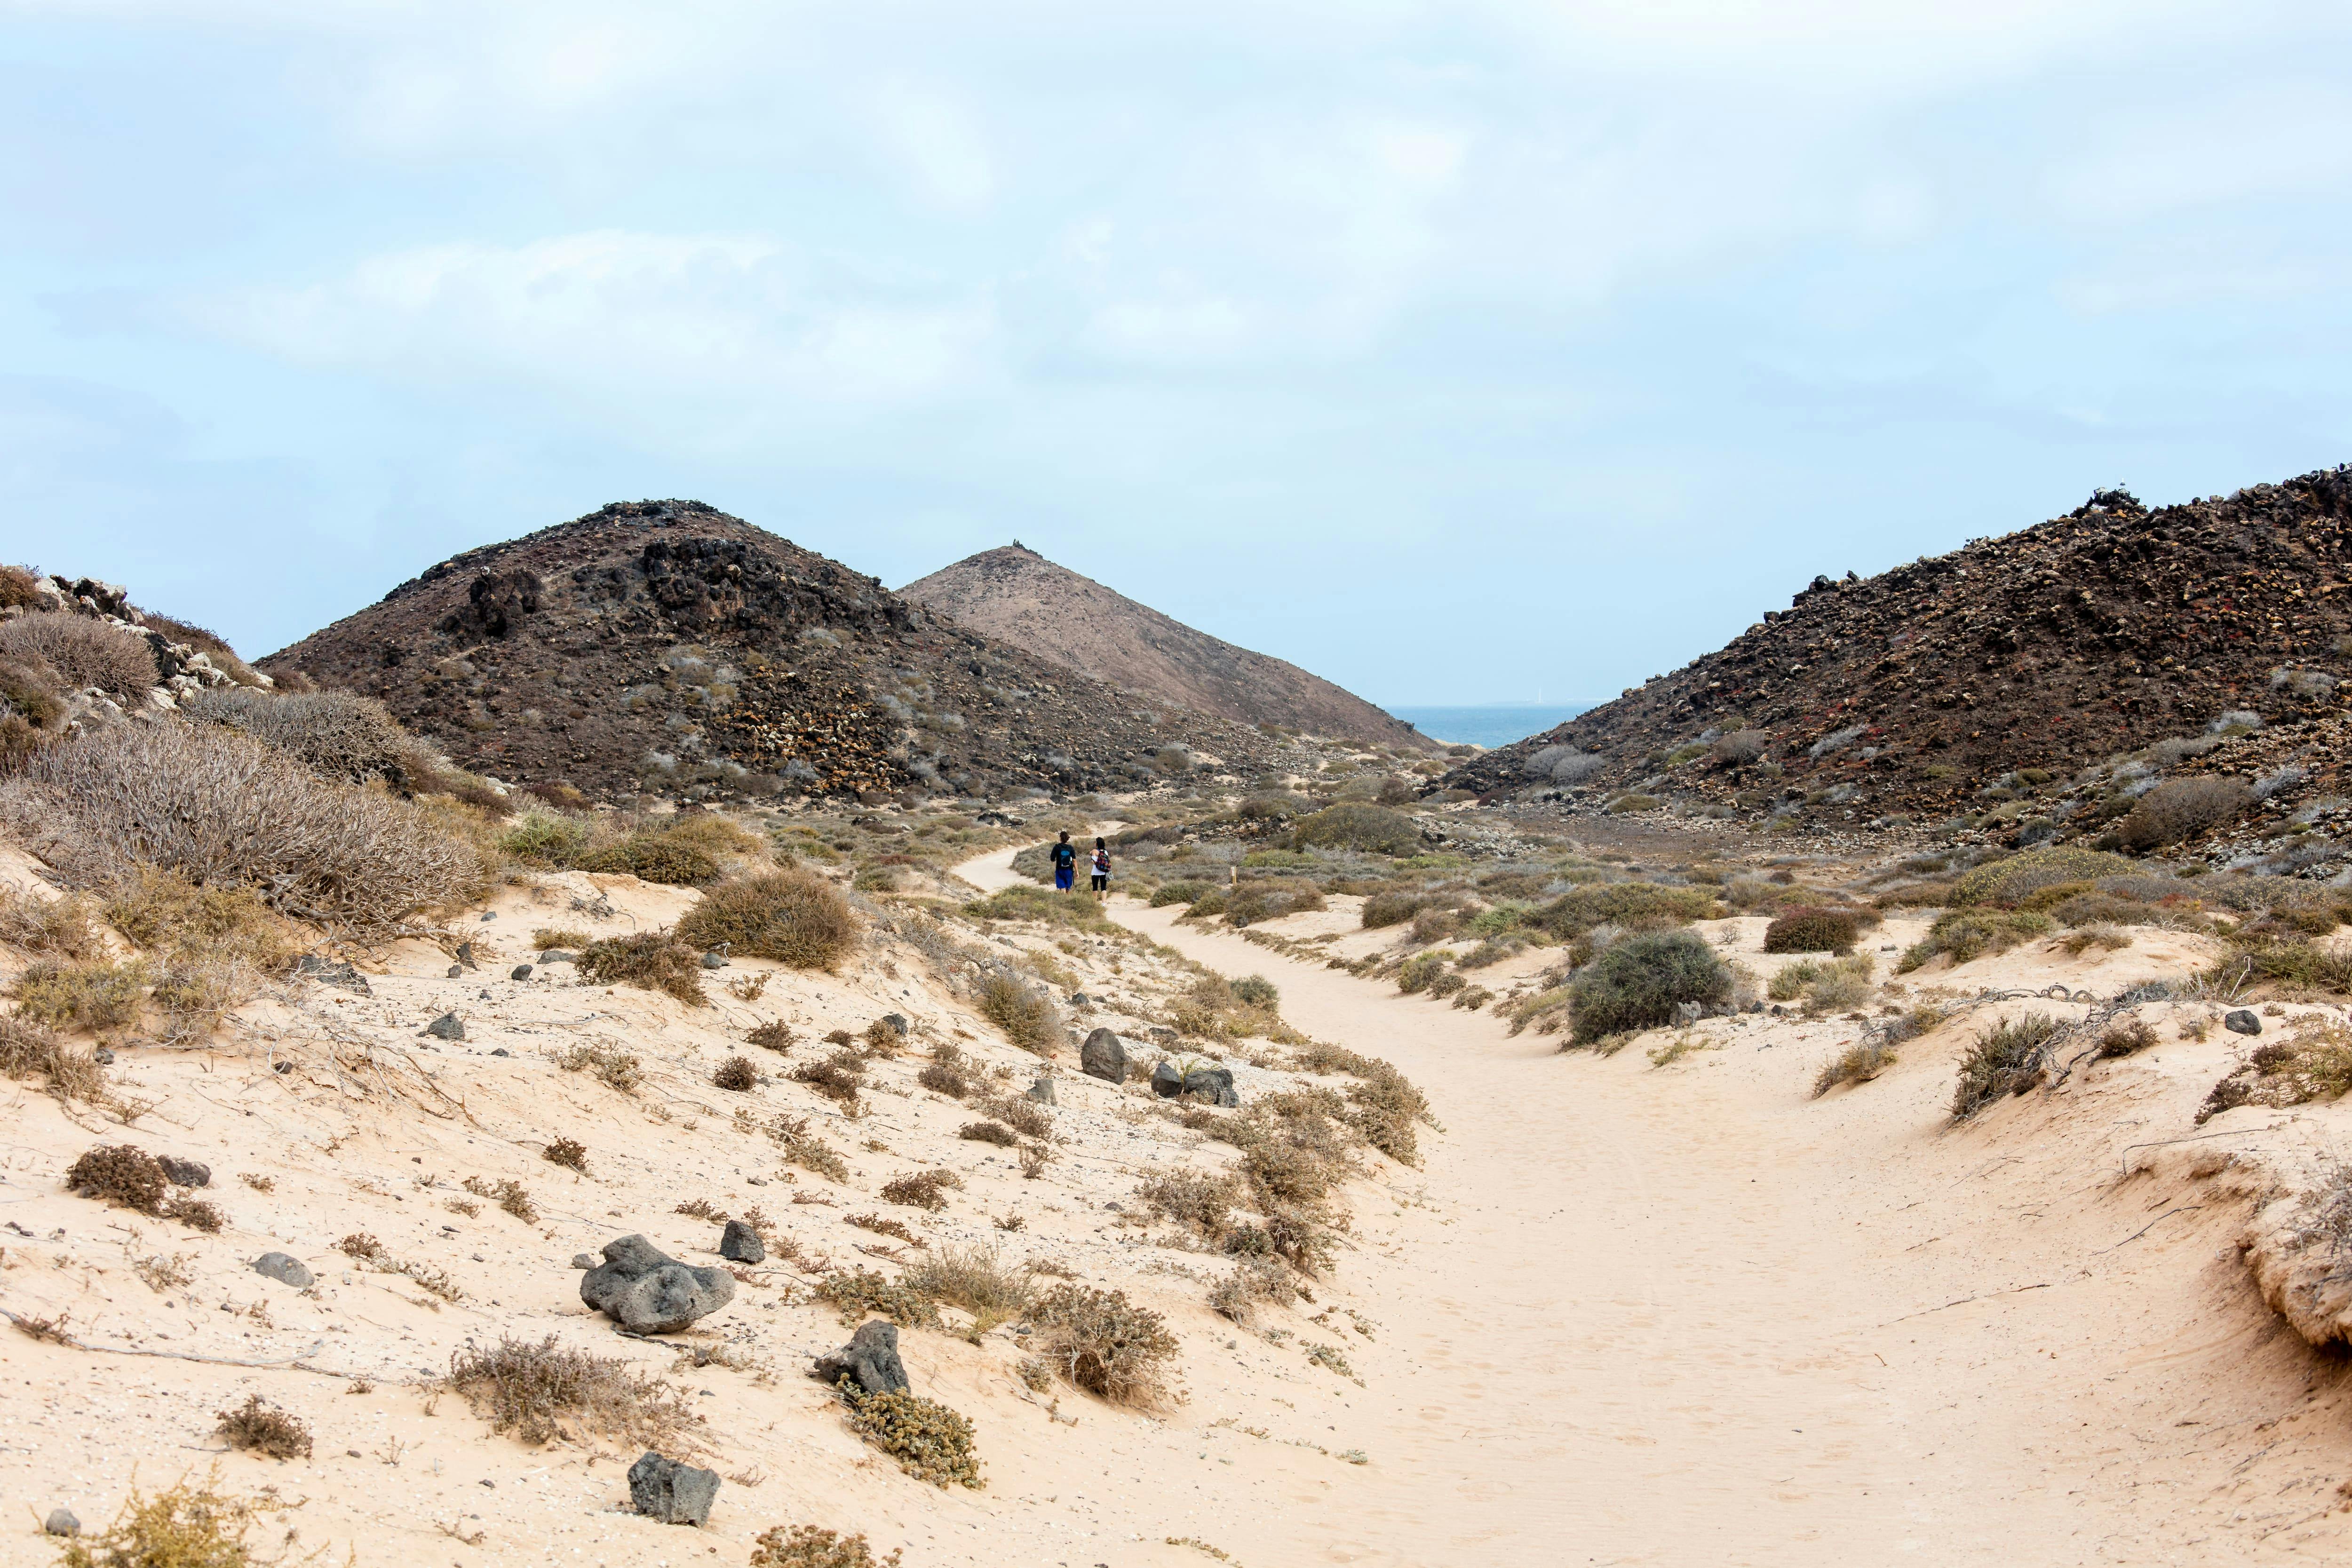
[578,1234,735,1333]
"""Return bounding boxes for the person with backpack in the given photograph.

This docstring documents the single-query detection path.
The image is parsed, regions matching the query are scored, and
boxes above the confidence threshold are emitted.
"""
[1050,831,1078,893]
[1090,836,1111,899]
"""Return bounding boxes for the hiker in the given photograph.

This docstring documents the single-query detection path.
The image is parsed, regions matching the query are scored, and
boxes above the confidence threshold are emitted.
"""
[1090,836,1111,900]
[1050,831,1078,893]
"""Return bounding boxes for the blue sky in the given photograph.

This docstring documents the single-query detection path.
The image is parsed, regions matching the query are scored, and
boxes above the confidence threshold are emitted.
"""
[8,1,2351,706]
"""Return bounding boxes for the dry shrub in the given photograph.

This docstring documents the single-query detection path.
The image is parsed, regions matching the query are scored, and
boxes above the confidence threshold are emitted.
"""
[0,613,155,700]
[899,1242,1034,1329]
[2098,1017,2157,1057]
[166,1195,222,1233]
[677,870,858,969]
[768,1115,850,1181]
[576,931,707,1005]
[1208,1258,1298,1326]
[749,1020,797,1054]
[445,1334,699,1448]
[462,1175,539,1223]
[2114,776,2255,852]
[837,1382,983,1489]
[556,1041,644,1093]
[0,887,103,958]
[814,1267,942,1329]
[1767,954,1874,1014]
[10,957,151,1032]
[751,1525,904,1568]
[1289,803,1420,854]
[579,832,720,885]
[2055,923,2134,956]
[180,687,418,785]
[0,1011,108,1101]
[1812,1041,1897,1096]
[917,1047,970,1097]
[216,1394,312,1459]
[0,721,489,932]
[2198,1017,2352,1123]
[714,1055,758,1092]
[1897,910,2051,972]
[0,565,40,609]
[543,1136,588,1172]
[791,1053,865,1107]
[65,1144,170,1214]
[1951,1011,2063,1120]
[958,1121,1017,1146]
[976,971,1059,1054]
[1763,907,1860,954]
[533,925,592,949]
[881,1170,963,1211]
[1025,1284,1178,1406]
[846,1211,918,1244]
[981,1093,1051,1140]
[1136,1170,1239,1240]
[56,1469,296,1568]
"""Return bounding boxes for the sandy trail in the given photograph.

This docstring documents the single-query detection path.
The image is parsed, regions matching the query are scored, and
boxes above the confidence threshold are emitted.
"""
[960,848,2352,1566]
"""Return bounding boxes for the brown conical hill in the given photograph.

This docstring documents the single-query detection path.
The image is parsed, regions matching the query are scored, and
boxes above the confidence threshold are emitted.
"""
[901,543,1424,748]
[262,501,1274,801]
[1439,467,2352,830]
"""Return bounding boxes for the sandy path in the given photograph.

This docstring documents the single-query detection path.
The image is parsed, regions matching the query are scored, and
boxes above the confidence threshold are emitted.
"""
[959,849,2352,1566]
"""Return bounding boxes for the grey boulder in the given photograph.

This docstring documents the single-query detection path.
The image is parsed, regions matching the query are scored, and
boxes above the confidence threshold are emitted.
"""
[421,1013,465,1042]
[1026,1075,1057,1106]
[539,949,577,964]
[718,1219,765,1264]
[813,1319,909,1395]
[295,954,372,996]
[2225,1009,2263,1036]
[157,1155,211,1188]
[699,951,729,969]
[571,1252,599,1270]
[510,964,533,981]
[1152,1061,1237,1106]
[628,1451,719,1526]
[580,1234,735,1333]
[252,1252,314,1288]
[43,1508,78,1537]
[1080,1027,1128,1083]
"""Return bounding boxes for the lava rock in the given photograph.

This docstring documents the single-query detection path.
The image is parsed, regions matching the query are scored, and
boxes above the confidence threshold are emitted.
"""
[878,1013,909,1037]
[1080,1028,1129,1083]
[457,941,478,967]
[699,952,729,969]
[579,1234,735,1333]
[510,964,533,981]
[93,1047,115,1065]
[2225,1009,2264,1036]
[252,1252,314,1288]
[1068,992,1090,1006]
[295,953,373,996]
[571,1252,599,1269]
[540,949,577,963]
[445,965,463,979]
[628,1451,720,1526]
[718,1219,765,1264]
[157,1155,211,1188]
[421,1013,466,1042]
[1150,1060,1184,1098]
[43,1508,78,1537]
[1026,1075,1057,1106]
[813,1319,909,1395]
[1152,1060,1238,1106]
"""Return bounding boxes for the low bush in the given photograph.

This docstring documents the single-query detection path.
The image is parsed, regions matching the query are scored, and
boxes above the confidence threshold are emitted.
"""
[2098,1018,2157,1057]
[977,971,1059,1054]
[791,1051,866,1106]
[216,1394,312,1459]
[981,1094,1051,1139]
[56,1472,283,1568]
[1025,1284,1178,1406]
[1396,953,1449,995]
[838,1381,983,1489]
[2113,777,2254,852]
[1569,931,1731,1044]
[1762,907,1860,954]
[65,1143,170,1214]
[750,1524,904,1568]
[1208,1257,1299,1326]
[2207,938,2352,995]
[533,924,593,950]
[1951,1011,2063,1120]
[2198,1017,2352,1123]
[0,612,156,700]
[900,1242,1034,1330]
[1289,803,1421,855]
[556,1041,644,1093]
[959,1120,1017,1146]
[1535,882,1719,940]
[0,1012,107,1102]
[1150,882,1212,908]
[444,1334,699,1448]
[748,1020,797,1054]
[768,1115,850,1181]
[543,1136,588,1172]
[678,869,858,969]
[1951,845,2139,907]
[0,887,103,958]
[1897,910,2052,972]
[462,1175,538,1223]
[813,1268,942,1329]
[1136,1170,1240,1240]
[714,1055,758,1091]
[104,866,294,972]
[1222,881,1326,927]
[881,1170,963,1211]
[1359,889,1426,930]
[1768,954,1874,1014]
[917,1045,969,1097]
[500,809,602,867]
[2054,924,2133,956]
[576,931,708,1005]
[181,687,418,786]
[9,957,152,1033]
[1812,1041,1897,1096]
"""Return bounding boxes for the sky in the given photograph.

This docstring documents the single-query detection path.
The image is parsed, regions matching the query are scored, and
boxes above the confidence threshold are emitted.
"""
[7,1,2352,707]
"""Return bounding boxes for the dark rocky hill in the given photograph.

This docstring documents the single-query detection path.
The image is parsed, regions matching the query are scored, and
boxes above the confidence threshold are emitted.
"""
[263,501,1274,802]
[901,544,1426,749]
[1439,467,2352,833]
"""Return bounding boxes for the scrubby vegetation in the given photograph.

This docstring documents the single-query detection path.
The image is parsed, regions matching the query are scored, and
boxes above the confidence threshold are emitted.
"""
[1025,1284,1179,1406]
[900,1243,1035,1330]
[56,1470,286,1568]
[976,970,1060,1053]
[1768,954,1874,1014]
[837,1381,983,1488]
[0,612,156,700]
[216,1394,312,1459]
[1569,931,1731,1045]
[750,1525,904,1568]
[1952,1012,2063,1120]
[678,869,858,969]
[445,1335,699,1448]
[1899,910,2052,972]
[1813,1040,1898,1096]
[2199,1017,2352,1122]
[1763,907,1860,954]
[576,931,708,1005]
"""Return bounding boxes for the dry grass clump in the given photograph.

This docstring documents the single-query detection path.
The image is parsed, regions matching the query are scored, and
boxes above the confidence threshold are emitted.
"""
[881,1170,963,1211]
[917,1043,970,1097]
[9,957,153,1033]
[750,1525,904,1568]
[1767,954,1874,1015]
[846,1211,919,1244]
[462,1175,539,1223]
[791,1051,866,1108]
[813,1268,943,1329]
[1569,931,1731,1045]
[0,721,490,932]
[2113,776,2255,852]
[56,1469,293,1568]
[556,1041,644,1093]
[1136,1170,1240,1241]
[2098,1017,2158,1057]
[976,971,1060,1054]
[0,612,156,700]
[958,1121,1017,1146]
[748,1020,797,1054]
[1898,910,2052,972]
[1952,1011,2063,1120]
[1208,1258,1298,1326]
[677,870,858,970]
[2205,937,2352,995]
[0,1012,108,1101]
[1812,1041,1898,1096]
[181,687,418,786]
[543,1136,588,1172]
[1763,907,1861,954]
[837,1381,983,1489]
[714,1055,759,1092]
[576,930,708,1005]
[445,1334,700,1448]
[980,1093,1050,1140]
[768,1115,850,1182]
[899,1242,1035,1329]
[533,925,592,949]
[1025,1284,1178,1406]
[215,1394,312,1459]
[1288,1040,1431,1166]
[0,887,104,958]
[2198,1017,2352,1123]
[579,831,721,885]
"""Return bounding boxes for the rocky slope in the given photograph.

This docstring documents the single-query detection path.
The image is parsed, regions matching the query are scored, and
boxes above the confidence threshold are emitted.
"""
[1441,467,2352,830]
[263,502,1276,802]
[901,544,1425,748]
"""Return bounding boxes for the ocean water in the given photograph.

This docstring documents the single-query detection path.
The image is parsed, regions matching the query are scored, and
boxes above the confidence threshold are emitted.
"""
[1390,704,1594,749]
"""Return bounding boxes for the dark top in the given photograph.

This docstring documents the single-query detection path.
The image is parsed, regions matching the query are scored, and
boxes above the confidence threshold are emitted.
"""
[1051,843,1077,870]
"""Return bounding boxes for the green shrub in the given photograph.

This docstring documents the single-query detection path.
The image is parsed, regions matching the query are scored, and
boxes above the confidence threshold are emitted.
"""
[815,1267,943,1329]
[1230,974,1279,1007]
[1569,931,1731,1044]
[678,869,858,969]
[2206,939,2352,994]
[1396,953,1448,995]
[751,1525,904,1567]
[977,970,1059,1053]
[1149,882,1212,908]
[500,808,599,866]
[838,1382,983,1489]
[1762,907,1859,954]
[1812,1040,1897,1096]
[9,957,152,1032]
[2112,776,2254,852]
[1535,882,1719,939]
[1768,954,1874,1014]
[963,884,1117,931]
[580,835,719,885]
[1897,909,2051,972]
[1951,845,2139,906]
[1290,804,1421,855]
[1951,1012,2062,1119]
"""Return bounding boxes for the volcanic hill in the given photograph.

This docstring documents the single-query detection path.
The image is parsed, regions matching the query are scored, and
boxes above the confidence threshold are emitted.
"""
[1440,466,2352,826]
[901,543,1425,748]
[263,501,1274,801]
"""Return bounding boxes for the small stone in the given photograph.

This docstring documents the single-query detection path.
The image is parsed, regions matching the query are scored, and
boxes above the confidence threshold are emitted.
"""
[572,1253,599,1269]
[480,911,497,922]
[1081,1027,1129,1083]
[510,964,533,981]
[699,952,729,969]
[421,1013,465,1042]
[539,949,577,963]
[158,1155,211,1187]
[253,1252,313,1288]
[746,1175,768,1186]
[446,964,463,979]
[627,1451,719,1526]
[43,1508,78,1537]
[812,1319,909,1395]
[1069,993,1090,1006]
[457,941,477,967]
[93,1047,115,1065]
[718,1219,765,1264]
[580,1234,735,1332]
[1026,1075,1057,1106]
[2225,1009,2263,1036]
[879,1013,909,1037]
[492,1048,510,1057]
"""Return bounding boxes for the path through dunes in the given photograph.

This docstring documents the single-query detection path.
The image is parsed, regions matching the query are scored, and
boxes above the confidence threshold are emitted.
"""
[958,849,2352,1565]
